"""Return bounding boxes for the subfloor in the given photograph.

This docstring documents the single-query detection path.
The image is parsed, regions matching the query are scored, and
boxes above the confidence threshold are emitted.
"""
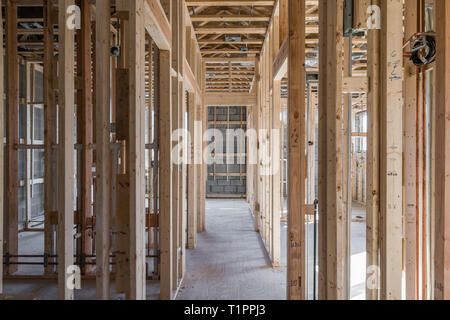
[2,199,366,300]
[177,199,287,300]
[350,201,367,300]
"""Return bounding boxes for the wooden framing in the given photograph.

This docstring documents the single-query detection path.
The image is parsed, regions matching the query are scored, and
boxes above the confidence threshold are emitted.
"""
[272,79,281,268]
[5,0,19,275]
[379,0,403,300]
[78,0,94,276]
[159,47,173,300]
[95,0,111,300]
[0,0,205,301]
[127,0,147,300]
[0,0,443,303]
[365,0,380,301]
[187,92,197,249]
[43,0,57,275]
[57,0,75,300]
[287,0,306,300]
[434,0,450,300]
[404,0,421,300]
[0,0,4,294]
[319,0,347,300]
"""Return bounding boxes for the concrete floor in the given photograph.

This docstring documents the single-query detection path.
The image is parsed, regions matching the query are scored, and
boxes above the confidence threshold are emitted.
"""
[2,199,367,300]
[350,202,367,300]
[177,199,287,300]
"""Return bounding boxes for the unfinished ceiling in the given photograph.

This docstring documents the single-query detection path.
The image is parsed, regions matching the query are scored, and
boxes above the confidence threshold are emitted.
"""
[187,0,274,94]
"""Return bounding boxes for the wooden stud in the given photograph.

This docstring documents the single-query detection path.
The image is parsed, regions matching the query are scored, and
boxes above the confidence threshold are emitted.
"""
[287,0,306,300]
[5,0,19,275]
[318,0,328,300]
[200,62,207,233]
[95,0,111,300]
[58,0,75,300]
[196,101,203,230]
[127,0,147,300]
[319,0,347,300]
[44,0,58,275]
[187,93,197,249]
[379,0,403,300]
[272,80,281,268]
[253,58,261,233]
[79,0,94,276]
[404,0,421,300]
[434,0,450,300]
[279,0,288,47]
[159,49,173,300]
[365,0,380,301]
[0,0,4,294]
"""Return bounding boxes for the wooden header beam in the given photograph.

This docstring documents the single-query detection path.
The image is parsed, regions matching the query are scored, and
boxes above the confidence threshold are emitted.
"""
[273,36,288,81]
[204,93,257,106]
[144,0,172,50]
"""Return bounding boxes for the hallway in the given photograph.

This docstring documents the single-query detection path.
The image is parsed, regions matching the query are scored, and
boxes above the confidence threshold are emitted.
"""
[177,199,287,300]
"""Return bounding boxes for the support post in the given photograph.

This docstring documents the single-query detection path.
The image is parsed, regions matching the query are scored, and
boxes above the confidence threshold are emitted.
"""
[160,49,173,300]
[318,0,328,300]
[5,0,19,275]
[187,93,197,249]
[79,0,94,276]
[44,0,57,276]
[254,58,261,233]
[404,0,421,300]
[58,0,75,300]
[200,61,206,233]
[434,0,450,300]
[95,0,111,300]
[366,0,381,301]
[127,0,146,300]
[287,0,306,300]
[319,0,347,300]
[0,0,4,294]
[272,80,281,268]
[379,0,403,300]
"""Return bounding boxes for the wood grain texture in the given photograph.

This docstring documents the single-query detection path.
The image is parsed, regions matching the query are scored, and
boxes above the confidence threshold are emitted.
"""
[43,0,58,276]
[287,0,306,300]
[318,0,328,300]
[95,0,111,300]
[365,0,380,301]
[57,0,75,300]
[159,49,173,300]
[127,0,147,300]
[380,0,403,300]
[5,0,19,275]
[0,0,3,294]
[434,0,450,300]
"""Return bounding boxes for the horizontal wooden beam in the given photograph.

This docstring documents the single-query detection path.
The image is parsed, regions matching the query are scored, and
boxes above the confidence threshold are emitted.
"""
[198,39,264,45]
[143,0,171,50]
[191,15,271,22]
[273,36,288,80]
[186,0,275,6]
[184,58,201,95]
[195,27,267,34]
[342,76,368,93]
[204,93,256,106]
